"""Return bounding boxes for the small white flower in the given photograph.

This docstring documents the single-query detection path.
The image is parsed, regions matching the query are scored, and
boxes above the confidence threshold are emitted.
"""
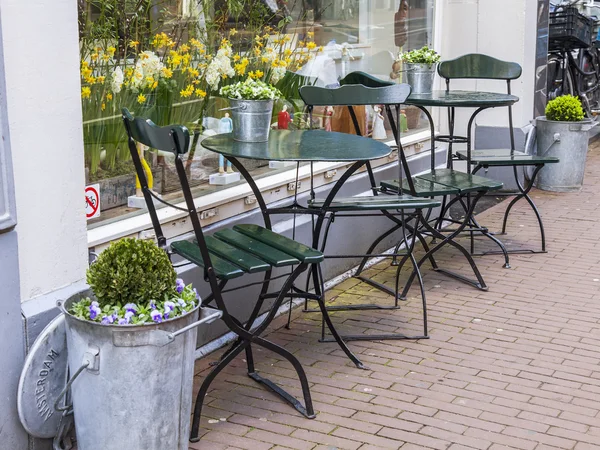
[111,67,124,94]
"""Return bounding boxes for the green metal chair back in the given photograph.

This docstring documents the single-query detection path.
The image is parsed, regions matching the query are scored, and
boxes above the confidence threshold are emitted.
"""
[339,71,395,88]
[299,83,411,108]
[437,54,522,82]
[122,108,190,155]
[300,75,416,195]
[122,108,213,268]
[438,54,521,151]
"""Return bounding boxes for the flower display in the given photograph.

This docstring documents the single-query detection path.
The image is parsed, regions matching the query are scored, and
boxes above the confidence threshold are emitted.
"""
[220,78,282,101]
[70,279,198,325]
[397,46,441,65]
[79,4,320,179]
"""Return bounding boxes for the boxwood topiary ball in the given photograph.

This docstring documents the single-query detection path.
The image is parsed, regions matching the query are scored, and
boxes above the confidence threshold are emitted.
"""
[545,94,585,122]
[87,238,176,308]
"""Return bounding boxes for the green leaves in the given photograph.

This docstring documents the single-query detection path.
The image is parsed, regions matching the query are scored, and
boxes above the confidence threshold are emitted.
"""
[221,78,282,100]
[398,46,441,65]
[545,95,585,122]
[87,238,176,308]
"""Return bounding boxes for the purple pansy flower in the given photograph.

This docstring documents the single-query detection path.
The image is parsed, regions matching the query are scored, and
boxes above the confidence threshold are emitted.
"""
[165,301,175,312]
[124,311,134,321]
[89,301,101,320]
[118,318,129,325]
[124,303,137,314]
[177,298,186,307]
[176,278,185,294]
[101,315,114,325]
[150,301,157,310]
[193,288,201,301]
[150,309,162,323]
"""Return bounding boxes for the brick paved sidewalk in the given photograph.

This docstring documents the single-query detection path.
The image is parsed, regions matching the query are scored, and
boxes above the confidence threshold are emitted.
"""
[191,142,600,450]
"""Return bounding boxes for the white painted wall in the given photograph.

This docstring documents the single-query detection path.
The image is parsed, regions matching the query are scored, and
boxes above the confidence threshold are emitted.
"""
[0,0,88,301]
[438,0,539,134]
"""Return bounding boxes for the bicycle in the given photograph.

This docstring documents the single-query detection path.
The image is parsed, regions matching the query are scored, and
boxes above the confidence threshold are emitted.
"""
[547,0,600,117]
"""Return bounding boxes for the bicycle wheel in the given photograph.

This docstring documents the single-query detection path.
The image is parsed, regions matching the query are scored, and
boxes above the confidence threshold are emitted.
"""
[547,54,575,100]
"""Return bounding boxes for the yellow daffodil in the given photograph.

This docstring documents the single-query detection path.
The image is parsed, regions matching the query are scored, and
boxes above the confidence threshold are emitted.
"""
[81,67,92,78]
[161,67,173,78]
[152,81,158,89]
[233,54,241,62]
[284,49,292,57]
[190,38,202,49]
[137,94,146,104]
[170,54,182,67]
[101,103,106,111]
[180,85,194,98]
[81,61,89,68]
[81,87,91,99]
[125,68,134,78]
[195,89,207,98]
[97,76,105,83]
[90,53,99,61]
[229,28,238,36]
[102,54,110,62]
[96,46,103,52]
[129,41,139,48]
[85,76,97,84]
[182,54,191,66]
[106,93,113,101]
[307,31,314,38]
[107,46,116,56]
[180,44,190,53]
[221,38,230,47]
[307,42,317,50]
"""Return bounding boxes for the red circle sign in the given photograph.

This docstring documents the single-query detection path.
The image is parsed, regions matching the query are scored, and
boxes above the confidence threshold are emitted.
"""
[85,186,100,218]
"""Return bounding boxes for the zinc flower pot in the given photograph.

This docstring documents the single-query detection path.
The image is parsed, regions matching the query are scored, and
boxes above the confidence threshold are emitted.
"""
[404,63,436,95]
[229,98,274,142]
[535,116,597,192]
[57,291,221,450]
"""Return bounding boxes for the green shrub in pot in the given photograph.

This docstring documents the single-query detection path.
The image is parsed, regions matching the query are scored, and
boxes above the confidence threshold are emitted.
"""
[70,238,198,325]
[545,94,585,122]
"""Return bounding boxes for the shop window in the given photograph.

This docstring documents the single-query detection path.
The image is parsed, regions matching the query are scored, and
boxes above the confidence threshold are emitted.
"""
[79,0,435,229]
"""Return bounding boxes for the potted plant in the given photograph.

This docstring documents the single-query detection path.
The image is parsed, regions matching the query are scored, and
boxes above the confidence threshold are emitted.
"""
[536,94,596,192]
[392,45,441,94]
[57,238,220,450]
[220,78,282,142]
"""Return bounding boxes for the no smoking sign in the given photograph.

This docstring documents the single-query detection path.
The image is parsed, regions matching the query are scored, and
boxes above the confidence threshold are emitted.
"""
[85,184,100,220]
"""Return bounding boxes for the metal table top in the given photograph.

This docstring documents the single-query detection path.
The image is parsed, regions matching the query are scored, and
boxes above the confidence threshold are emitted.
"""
[201,129,392,162]
[406,90,519,108]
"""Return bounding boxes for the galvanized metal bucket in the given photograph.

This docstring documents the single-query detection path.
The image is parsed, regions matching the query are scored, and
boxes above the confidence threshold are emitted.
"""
[403,63,436,95]
[536,116,596,192]
[228,99,274,142]
[56,292,221,450]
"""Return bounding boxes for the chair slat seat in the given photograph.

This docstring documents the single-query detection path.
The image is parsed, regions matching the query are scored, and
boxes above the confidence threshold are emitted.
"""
[205,236,271,273]
[215,228,301,267]
[417,169,503,193]
[234,224,324,263]
[456,149,560,166]
[381,178,460,196]
[308,194,441,210]
[171,240,245,280]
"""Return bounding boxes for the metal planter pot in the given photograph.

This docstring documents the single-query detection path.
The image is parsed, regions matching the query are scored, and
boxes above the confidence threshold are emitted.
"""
[58,292,220,450]
[229,99,274,142]
[404,63,436,95]
[536,116,596,192]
